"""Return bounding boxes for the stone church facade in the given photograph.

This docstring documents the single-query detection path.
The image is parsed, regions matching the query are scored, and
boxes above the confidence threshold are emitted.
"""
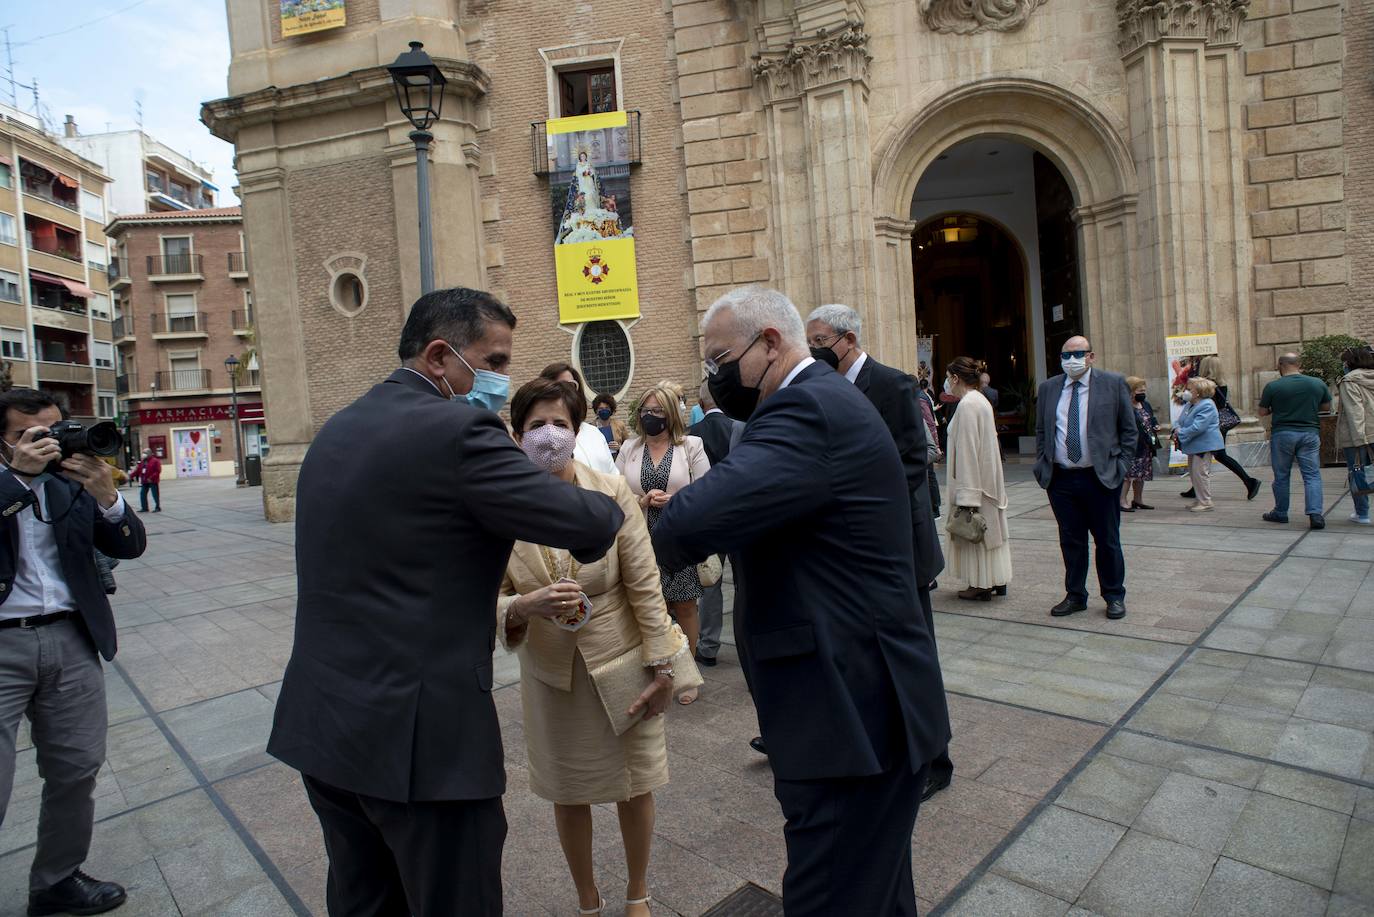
[203,0,1365,520]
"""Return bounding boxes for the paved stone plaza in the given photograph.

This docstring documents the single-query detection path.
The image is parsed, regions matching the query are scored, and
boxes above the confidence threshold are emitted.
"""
[0,466,1371,917]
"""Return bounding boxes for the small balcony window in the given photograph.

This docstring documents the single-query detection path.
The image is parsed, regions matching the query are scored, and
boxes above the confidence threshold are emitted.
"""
[1,327,26,361]
[0,212,15,247]
[558,65,618,117]
[0,270,19,304]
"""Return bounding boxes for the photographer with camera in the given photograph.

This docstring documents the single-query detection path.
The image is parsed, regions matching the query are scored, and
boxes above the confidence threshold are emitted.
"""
[0,389,147,916]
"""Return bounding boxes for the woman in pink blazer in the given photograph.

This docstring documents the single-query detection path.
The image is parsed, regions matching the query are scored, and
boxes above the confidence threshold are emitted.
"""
[615,381,711,704]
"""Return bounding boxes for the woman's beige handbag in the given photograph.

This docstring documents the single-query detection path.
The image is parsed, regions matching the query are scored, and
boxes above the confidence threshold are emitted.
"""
[697,553,723,588]
[587,625,703,736]
[947,506,988,544]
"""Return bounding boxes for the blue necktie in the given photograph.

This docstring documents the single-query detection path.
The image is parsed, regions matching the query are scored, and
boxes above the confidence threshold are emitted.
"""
[1066,381,1082,463]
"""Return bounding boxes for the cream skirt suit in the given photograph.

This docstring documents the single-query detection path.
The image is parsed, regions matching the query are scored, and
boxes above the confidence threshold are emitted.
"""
[498,462,685,805]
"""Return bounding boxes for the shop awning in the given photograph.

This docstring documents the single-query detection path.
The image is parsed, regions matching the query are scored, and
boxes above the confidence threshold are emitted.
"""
[55,172,79,190]
[28,270,92,298]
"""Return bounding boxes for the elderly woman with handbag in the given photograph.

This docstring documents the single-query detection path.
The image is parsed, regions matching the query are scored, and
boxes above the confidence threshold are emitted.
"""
[943,356,1012,601]
[498,378,700,917]
[1174,376,1225,513]
[615,381,712,704]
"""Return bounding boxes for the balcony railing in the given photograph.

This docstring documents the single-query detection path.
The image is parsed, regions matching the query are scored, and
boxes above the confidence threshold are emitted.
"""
[532,110,642,177]
[147,253,203,277]
[150,312,209,336]
[228,251,248,275]
[112,316,135,341]
[22,182,79,213]
[116,373,135,395]
[35,361,95,384]
[231,308,255,332]
[155,369,210,392]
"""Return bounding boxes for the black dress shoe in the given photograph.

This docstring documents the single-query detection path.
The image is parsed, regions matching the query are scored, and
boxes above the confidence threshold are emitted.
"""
[1180,488,1196,499]
[1309,514,1326,530]
[921,771,952,802]
[1106,600,1127,620]
[29,870,127,916]
[1246,478,1262,501]
[1050,598,1088,617]
[694,651,717,668]
[749,736,767,755]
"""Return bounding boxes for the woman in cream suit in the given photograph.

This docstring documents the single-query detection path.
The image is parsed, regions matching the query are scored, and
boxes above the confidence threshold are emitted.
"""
[944,356,1013,601]
[615,381,711,704]
[499,378,686,917]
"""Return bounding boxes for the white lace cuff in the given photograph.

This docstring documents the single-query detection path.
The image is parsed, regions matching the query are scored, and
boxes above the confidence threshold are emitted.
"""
[644,637,690,669]
[497,599,527,651]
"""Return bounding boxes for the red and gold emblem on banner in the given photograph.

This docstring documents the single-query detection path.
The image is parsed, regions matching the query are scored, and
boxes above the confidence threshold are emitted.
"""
[582,248,610,284]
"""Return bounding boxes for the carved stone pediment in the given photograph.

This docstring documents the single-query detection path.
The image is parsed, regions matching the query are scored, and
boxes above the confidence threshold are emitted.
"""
[752,21,872,103]
[919,0,1048,35]
[1116,0,1251,55]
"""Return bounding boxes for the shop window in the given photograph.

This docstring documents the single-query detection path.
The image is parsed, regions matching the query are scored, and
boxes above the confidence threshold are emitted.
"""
[577,321,633,397]
[558,65,618,117]
[1,327,26,360]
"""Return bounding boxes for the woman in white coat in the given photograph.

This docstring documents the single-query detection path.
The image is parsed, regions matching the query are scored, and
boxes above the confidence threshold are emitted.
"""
[944,356,1012,601]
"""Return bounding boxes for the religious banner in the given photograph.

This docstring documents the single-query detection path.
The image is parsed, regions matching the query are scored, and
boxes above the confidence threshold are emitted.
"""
[1165,332,1219,468]
[547,111,640,324]
[280,0,346,37]
[916,335,935,386]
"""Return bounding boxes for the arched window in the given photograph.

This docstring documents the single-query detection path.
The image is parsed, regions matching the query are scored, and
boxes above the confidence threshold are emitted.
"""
[576,320,632,397]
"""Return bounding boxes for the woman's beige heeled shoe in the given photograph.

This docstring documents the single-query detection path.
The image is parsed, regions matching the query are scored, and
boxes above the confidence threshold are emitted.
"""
[626,895,652,916]
[576,896,604,915]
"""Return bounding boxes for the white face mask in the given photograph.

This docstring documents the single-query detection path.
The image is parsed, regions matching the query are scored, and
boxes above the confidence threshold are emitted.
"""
[1180,390,1194,403]
[943,376,954,395]
[1061,356,1088,379]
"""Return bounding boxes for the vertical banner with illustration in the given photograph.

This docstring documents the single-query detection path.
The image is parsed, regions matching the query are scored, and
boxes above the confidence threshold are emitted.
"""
[280,0,346,37]
[1165,332,1219,468]
[916,336,935,386]
[548,111,640,324]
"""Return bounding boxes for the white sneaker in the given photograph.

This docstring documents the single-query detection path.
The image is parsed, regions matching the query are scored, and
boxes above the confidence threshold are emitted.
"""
[1351,513,1372,525]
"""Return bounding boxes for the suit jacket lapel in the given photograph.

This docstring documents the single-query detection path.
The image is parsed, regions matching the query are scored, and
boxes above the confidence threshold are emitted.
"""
[853,357,873,393]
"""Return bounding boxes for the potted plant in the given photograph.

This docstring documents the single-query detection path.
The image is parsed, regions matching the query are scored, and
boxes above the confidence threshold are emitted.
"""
[1301,334,1367,466]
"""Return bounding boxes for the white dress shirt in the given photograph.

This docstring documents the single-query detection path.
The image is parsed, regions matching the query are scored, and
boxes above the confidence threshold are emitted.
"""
[779,356,817,390]
[1054,368,1093,468]
[1,473,128,621]
[844,351,868,384]
[574,422,618,474]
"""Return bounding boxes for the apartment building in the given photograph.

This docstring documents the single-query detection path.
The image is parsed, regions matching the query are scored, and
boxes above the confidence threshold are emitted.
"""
[0,104,117,426]
[61,119,217,216]
[105,207,263,479]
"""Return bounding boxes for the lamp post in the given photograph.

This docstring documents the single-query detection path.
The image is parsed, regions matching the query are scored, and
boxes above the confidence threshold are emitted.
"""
[387,41,447,294]
[224,354,245,487]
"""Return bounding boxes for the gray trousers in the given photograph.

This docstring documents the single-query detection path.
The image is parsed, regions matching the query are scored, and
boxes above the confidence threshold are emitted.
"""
[697,555,727,660]
[0,618,107,892]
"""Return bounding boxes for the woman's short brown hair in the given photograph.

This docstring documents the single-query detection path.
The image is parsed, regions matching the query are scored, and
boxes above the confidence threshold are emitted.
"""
[1188,377,1217,400]
[946,356,984,387]
[1125,376,1147,393]
[591,392,617,413]
[629,382,687,444]
[509,378,587,434]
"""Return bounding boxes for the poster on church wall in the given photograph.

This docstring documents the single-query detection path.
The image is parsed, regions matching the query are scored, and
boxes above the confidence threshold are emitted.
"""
[1165,332,1219,468]
[547,111,640,325]
[280,0,346,37]
[916,336,935,386]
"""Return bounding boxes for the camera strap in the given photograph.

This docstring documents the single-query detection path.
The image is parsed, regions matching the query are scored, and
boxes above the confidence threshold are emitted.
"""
[27,473,78,528]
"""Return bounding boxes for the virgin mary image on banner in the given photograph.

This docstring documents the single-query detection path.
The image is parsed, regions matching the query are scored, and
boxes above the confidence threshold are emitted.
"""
[556,151,634,245]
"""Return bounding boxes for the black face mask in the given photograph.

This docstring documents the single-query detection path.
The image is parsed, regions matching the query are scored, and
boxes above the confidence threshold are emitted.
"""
[1134,393,1147,403]
[639,414,668,437]
[708,335,767,422]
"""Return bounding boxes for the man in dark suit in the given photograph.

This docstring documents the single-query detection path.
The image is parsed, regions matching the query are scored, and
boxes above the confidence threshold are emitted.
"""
[653,287,950,917]
[805,303,952,800]
[1034,334,1138,621]
[981,372,1000,409]
[688,382,742,668]
[0,389,147,917]
[269,288,624,916]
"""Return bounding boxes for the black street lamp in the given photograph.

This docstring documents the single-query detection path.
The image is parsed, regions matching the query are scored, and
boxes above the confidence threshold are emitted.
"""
[224,354,246,487]
[388,41,447,294]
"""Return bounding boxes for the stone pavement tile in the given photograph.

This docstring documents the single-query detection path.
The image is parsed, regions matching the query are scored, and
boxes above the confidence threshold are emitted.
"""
[104,716,198,809]
[942,874,1071,917]
[1273,720,1373,779]
[155,823,277,913]
[1055,753,1169,826]
[1159,657,1244,703]
[1333,817,1374,909]
[989,806,1125,901]
[1104,732,1268,789]
[183,881,295,917]
[215,761,321,874]
[1223,792,1350,890]
[1076,831,1214,917]
[1221,657,1316,714]
[279,858,327,917]
[1127,691,1217,741]
[1356,788,1374,823]
[104,666,149,726]
[1189,857,1329,917]
[1255,764,1359,815]
[1197,703,1291,758]
[1296,668,1374,732]
[1132,772,1251,854]
[161,688,276,782]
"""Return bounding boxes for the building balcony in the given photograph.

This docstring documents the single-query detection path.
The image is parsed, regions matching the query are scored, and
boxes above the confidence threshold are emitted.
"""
[22,192,82,225]
[228,251,249,278]
[231,308,255,336]
[113,316,136,344]
[108,258,131,290]
[30,305,90,334]
[146,253,204,282]
[151,312,209,339]
[155,369,210,393]
[116,373,136,396]
[27,249,87,280]
[35,361,95,385]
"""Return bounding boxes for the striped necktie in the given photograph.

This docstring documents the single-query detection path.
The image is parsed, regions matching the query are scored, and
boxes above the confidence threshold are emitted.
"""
[1066,381,1082,464]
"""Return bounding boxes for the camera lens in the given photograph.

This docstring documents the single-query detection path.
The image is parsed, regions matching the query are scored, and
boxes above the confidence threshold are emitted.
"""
[84,421,123,457]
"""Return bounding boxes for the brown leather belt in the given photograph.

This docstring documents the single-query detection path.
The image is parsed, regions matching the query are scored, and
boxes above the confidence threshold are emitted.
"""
[0,610,75,630]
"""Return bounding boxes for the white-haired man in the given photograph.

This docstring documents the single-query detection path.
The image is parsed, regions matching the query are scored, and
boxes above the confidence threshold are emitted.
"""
[805,302,952,800]
[652,286,950,917]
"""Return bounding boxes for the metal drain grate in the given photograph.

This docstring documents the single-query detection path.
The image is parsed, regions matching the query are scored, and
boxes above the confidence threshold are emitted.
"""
[702,883,783,917]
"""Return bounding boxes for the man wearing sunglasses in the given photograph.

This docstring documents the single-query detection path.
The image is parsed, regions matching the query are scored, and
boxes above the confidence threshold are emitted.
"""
[1033,335,1138,621]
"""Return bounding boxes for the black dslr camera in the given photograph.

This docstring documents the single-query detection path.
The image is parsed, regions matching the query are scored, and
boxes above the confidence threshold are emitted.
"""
[36,420,124,474]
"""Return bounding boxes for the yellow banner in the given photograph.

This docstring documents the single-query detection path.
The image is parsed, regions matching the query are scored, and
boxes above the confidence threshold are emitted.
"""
[281,1,346,37]
[547,111,628,136]
[556,238,639,324]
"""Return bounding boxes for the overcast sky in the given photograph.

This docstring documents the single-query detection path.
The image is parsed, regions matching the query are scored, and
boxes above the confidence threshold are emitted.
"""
[3,0,238,203]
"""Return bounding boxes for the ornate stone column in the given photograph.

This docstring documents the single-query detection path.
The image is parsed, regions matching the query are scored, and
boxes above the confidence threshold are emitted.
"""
[752,9,877,323]
[1118,0,1255,389]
